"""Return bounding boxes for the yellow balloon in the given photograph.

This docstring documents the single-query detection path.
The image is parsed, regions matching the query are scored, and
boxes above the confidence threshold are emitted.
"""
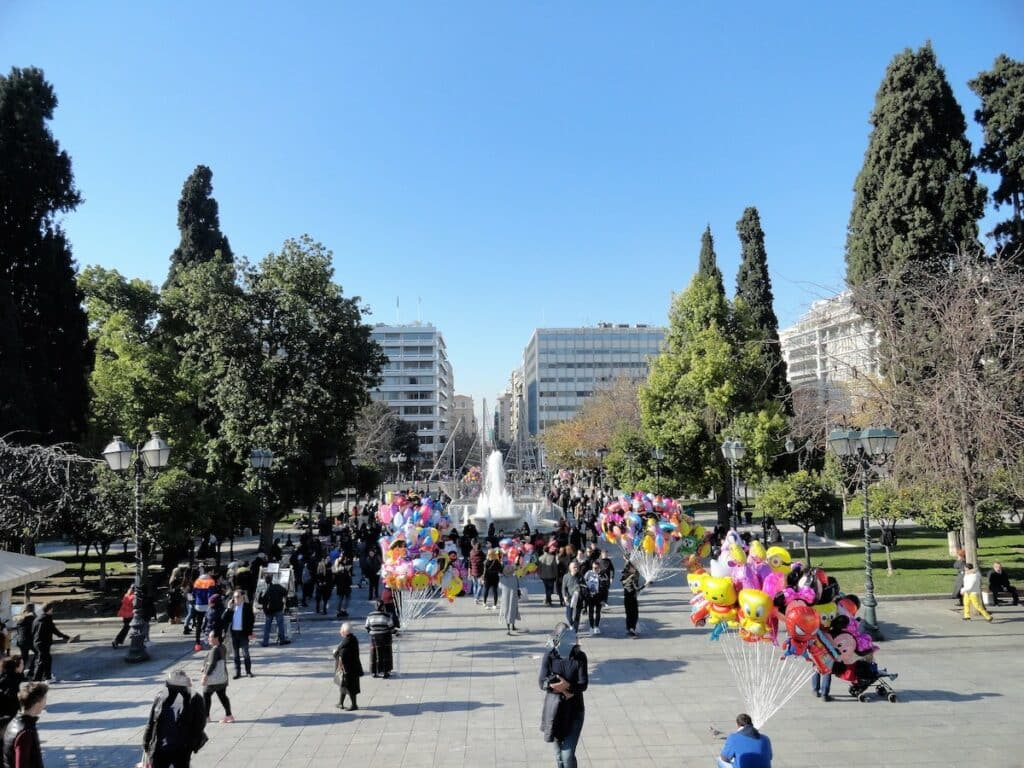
[642,535,656,554]
[411,573,429,590]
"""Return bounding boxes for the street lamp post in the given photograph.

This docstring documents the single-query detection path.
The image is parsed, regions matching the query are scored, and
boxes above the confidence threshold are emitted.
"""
[249,447,273,543]
[595,447,609,491]
[651,447,665,495]
[102,432,171,663]
[827,426,899,641]
[721,439,746,530]
[389,452,407,487]
[573,448,586,485]
[322,453,338,536]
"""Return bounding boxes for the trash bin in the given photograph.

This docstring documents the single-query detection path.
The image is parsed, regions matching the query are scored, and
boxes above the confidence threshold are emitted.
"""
[982,591,992,607]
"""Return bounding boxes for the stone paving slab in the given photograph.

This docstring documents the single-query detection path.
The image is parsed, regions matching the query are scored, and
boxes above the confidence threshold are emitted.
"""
[32,565,1024,768]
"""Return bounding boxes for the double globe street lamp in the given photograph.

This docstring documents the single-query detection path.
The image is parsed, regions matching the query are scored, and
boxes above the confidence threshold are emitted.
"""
[102,432,171,663]
[651,447,665,495]
[721,439,746,529]
[389,452,407,486]
[827,426,900,641]
[595,446,609,490]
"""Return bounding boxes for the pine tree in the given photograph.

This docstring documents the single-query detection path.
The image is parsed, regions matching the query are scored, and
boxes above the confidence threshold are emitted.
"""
[162,165,234,291]
[0,67,91,442]
[969,54,1024,259]
[697,225,725,297]
[846,43,986,286]
[735,207,791,412]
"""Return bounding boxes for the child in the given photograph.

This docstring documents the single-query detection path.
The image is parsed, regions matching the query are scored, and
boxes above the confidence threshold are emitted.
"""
[961,563,993,622]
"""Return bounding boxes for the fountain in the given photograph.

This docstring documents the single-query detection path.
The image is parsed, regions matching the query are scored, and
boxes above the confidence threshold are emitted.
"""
[453,450,553,531]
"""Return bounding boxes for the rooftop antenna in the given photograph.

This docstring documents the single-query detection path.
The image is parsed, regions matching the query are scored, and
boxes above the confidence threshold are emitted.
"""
[396,295,400,325]
[418,296,422,324]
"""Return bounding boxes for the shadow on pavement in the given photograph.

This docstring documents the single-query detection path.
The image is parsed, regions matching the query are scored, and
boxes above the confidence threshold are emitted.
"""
[883,688,1002,703]
[369,700,501,717]
[589,656,687,684]
[56,743,141,768]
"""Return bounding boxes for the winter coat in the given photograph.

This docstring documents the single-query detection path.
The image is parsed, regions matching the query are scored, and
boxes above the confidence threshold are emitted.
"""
[483,558,502,586]
[538,646,589,742]
[333,634,364,694]
[117,590,135,619]
[469,549,485,578]
[498,573,521,624]
[31,614,68,650]
[143,685,207,759]
[192,575,217,610]
[222,602,255,636]
[537,552,559,581]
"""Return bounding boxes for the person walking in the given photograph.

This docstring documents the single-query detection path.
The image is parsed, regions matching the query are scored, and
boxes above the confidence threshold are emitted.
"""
[222,590,255,679]
[14,608,36,680]
[201,593,227,645]
[468,541,485,603]
[951,548,967,607]
[31,605,70,683]
[142,669,207,768]
[333,623,363,711]
[363,547,382,602]
[2,681,48,768]
[199,633,233,724]
[365,601,396,678]
[539,623,589,768]
[333,555,353,618]
[112,585,135,648]
[498,564,522,635]
[583,561,604,635]
[961,563,993,622]
[562,562,584,632]
[810,670,832,702]
[0,656,26,732]
[538,544,559,606]
[314,560,332,615]
[621,561,645,637]
[717,713,773,767]
[191,570,216,652]
[482,550,502,609]
[258,575,291,647]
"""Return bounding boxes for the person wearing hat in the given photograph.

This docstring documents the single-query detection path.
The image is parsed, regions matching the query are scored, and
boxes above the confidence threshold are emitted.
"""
[538,544,560,606]
[539,623,589,768]
[142,668,207,767]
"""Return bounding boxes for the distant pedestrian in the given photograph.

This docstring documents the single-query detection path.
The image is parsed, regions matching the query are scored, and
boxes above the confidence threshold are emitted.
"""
[538,544,559,606]
[333,556,353,618]
[365,601,396,678]
[0,656,25,732]
[562,562,584,632]
[2,681,48,768]
[621,561,645,637]
[258,576,290,647]
[583,561,604,635]
[987,562,1019,606]
[333,624,363,711]
[191,570,217,652]
[961,564,993,622]
[14,608,35,679]
[483,550,502,609]
[222,590,255,679]
[112,585,136,648]
[314,560,332,615]
[200,633,234,723]
[142,669,207,768]
[469,541,485,603]
[363,548,381,602]
[31,604,70,682]
[539,623,588,768]
[498,564,521,635]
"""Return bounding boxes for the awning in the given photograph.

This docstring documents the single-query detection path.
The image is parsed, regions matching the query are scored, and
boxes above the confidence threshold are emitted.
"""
[0,551,66,593]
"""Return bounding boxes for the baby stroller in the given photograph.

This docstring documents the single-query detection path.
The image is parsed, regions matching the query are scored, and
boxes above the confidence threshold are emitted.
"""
[844,660,899,702]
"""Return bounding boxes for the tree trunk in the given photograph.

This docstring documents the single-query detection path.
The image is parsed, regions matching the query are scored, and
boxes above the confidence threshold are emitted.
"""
[78,542,89,583]
[884,545,894,576]
[802,528,812,567]
[260,511,277,552]
[717,478,731,528]
[962,489,979,569]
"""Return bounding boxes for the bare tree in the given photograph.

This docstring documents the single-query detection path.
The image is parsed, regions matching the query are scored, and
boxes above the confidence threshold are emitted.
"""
[852,252,1024,567]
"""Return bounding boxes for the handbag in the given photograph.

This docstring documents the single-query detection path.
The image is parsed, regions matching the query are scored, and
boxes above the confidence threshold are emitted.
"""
[204,646,229,687]
[334,658,345,687]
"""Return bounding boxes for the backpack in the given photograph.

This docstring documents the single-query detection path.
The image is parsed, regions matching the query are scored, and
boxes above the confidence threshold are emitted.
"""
[584,571,600,596]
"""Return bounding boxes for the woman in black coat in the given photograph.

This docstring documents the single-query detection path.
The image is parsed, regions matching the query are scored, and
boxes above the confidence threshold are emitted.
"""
[0,656,25,731]
[333,623,363,711]
[539,623,589,768]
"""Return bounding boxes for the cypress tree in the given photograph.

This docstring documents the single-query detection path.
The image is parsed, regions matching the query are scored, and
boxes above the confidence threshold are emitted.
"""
[697,225,725,297]
[162,165,234,291]
[735,207,792,411]
[0,67,91,442]
[845,43,986,286]
[969,54,1024,259]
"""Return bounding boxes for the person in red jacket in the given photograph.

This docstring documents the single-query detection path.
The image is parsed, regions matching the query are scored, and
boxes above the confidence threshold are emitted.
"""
[111,585,135,648]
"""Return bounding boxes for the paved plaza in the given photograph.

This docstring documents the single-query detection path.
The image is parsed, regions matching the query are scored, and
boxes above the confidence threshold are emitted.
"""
[36,566,1022,768]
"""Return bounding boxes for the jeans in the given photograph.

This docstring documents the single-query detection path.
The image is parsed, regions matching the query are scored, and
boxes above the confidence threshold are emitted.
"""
[587,601,602,629]
[231,630,251,674]
[542,578,556,604]
[262,611,287,645]
[483,581,499,606]
[472,576,484,600]
[623,591,639,632]
[553,710,584,768]
[811,671,831,696]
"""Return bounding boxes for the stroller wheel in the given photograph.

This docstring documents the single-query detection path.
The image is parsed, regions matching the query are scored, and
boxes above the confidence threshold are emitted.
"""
[858,692,870,702]
[887,693,897,703]
[876,685,887,696]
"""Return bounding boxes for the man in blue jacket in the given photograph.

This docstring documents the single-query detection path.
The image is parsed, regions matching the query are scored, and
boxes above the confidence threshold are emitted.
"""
[718,713,772,768]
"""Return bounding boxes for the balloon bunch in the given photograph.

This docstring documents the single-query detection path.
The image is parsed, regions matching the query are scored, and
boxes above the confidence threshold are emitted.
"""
[377,494,452,534]
[497,536,539,578]
[597,493,712,581]
[378,529,465,604]
[688,532,880,672]
[463,466,482,484]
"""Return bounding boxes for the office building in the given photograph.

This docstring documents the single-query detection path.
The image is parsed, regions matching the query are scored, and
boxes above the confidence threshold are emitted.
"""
[452,394,478,440]
[779,291,879,408]
[521,324,665,435]
[495,392,513,445]
[369,322,454,462]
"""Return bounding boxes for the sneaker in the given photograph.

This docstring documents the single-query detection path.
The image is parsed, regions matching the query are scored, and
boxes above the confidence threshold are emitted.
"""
[592,626,600,635]
[233,673,241,680]
[279,639,291,645]
[221,715,235,723]
[193,643,202,652]
[247,671,254,678]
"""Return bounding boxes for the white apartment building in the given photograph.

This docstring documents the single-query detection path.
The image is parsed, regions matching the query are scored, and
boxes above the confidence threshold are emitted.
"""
[522,324,665,435]
[779,291,878,406]
[369,323,454,462]
[495,392,512,445]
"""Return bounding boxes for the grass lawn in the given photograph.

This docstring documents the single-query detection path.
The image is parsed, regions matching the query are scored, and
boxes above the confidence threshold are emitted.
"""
[804,528,1024,596]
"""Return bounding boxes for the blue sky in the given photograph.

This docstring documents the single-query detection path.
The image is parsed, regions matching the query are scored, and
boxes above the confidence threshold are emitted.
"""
[2,2,1021,416]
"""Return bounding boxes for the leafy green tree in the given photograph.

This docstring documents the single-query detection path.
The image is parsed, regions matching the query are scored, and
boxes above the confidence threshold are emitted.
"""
[756,470,839,566]
[697,225,725,297]
[176,236,385,547]
[79,266,160,335]
[735,207,792,414]
[970,54,1024,258]
[0,67,91,442]
[846,44,986,290]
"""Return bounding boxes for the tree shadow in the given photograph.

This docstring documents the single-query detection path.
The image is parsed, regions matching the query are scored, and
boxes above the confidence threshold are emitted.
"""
[46,700,140,713]
[256,711,380,726]
[369,700,501,717]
